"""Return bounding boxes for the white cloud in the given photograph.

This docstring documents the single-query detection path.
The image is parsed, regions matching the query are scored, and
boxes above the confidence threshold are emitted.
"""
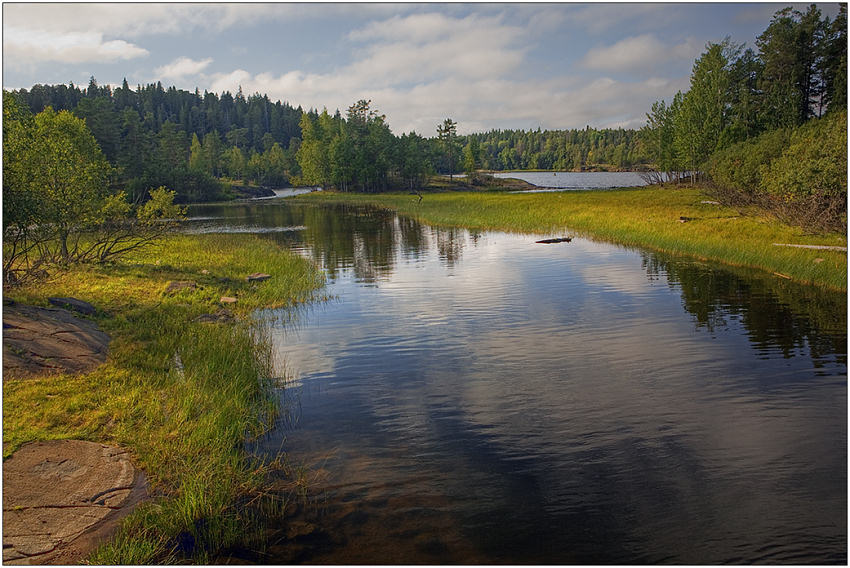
[564,4,681,35]
[155,57,214,81]
[206,59,687,135]
[3,26,148,65]
[3,4,696,132]
[581,34,702,73]
[2,3,405,38]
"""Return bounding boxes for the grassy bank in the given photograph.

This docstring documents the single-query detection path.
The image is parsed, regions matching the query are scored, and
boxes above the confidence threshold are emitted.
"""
[297,185,847,291]
[3,233,325,563]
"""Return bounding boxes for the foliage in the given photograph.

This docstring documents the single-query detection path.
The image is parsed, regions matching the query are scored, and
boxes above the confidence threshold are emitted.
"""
[436,117,459,178]
[674,40,734,182]
[705,111,846,232]
[705,127,792,198]
[760,111,847,232]
[83,187,187,264]
[641,5,847,231]
[756,5,840,127]
[3,106,112,274]
[3,104,186,284]
[640,95,683,181]
[466,126,646,172]
[13,81,304,200]
[294,100,428,193]
[761,111,848,200]
[3,93,40,279]
[463,136,481,174]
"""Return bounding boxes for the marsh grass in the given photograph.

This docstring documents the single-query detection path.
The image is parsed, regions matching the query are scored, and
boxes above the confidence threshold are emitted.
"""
[299,186,847,291]
[3,232,325,563]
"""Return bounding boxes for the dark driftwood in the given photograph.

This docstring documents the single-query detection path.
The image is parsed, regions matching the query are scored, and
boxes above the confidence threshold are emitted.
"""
[535,237,572,244]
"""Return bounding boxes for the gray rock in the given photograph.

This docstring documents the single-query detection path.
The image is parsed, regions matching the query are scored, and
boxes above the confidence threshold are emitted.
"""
[3,304,111,380]
[194,309,236,324]
[165,280,197,294]
[47,297,96,316]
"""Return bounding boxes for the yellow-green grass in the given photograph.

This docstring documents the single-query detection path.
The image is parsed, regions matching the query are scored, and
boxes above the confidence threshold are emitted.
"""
[3,233,325,563]
[298,186,847,291]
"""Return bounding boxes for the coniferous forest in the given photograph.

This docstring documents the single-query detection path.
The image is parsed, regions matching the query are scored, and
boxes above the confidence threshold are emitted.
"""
[9,79,651,201]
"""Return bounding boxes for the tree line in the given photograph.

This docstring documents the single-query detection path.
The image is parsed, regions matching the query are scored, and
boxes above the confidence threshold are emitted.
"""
[11,77,654,201]
[12,78,305,202]
[462,127,646,172]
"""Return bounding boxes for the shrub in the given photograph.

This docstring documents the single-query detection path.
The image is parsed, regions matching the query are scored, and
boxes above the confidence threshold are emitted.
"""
[705,111,847,232]
[760,111,847,232]
[705,127,791,196]
[760,111,847,200]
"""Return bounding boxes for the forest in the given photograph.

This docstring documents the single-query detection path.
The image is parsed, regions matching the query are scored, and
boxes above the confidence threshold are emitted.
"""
[9,80,649,201]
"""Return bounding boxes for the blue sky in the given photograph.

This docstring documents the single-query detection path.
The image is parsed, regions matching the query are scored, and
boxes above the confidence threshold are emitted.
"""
[3,2,842,134]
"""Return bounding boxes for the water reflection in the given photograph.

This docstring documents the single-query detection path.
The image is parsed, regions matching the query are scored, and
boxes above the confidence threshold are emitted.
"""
[187,200,846,366]
[188,200,847,564]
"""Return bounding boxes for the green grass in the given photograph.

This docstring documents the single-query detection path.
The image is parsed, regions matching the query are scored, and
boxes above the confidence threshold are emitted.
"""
[3,233,325,563]
[297,186,847,291]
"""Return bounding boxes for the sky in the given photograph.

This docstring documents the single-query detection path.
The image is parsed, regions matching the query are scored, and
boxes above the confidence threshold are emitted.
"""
[2,2,843,135]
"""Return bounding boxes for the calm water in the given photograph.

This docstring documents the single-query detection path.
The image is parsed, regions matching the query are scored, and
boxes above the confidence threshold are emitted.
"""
[495,170,660,190]
[187,199,847,564]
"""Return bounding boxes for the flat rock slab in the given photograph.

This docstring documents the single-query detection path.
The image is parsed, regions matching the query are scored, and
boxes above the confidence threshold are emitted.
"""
[3,440,146,565]
[3,304,111,380]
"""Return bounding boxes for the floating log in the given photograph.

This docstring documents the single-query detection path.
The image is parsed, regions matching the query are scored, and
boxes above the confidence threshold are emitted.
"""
[535,237,572,244]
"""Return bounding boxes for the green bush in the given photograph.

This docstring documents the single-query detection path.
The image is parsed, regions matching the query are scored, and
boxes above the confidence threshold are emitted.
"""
[705,111,847,232]
[760,111,847,200]
[705,127,791,195]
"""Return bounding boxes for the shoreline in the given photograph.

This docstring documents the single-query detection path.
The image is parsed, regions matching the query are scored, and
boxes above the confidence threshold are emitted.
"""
[294,185,847,292]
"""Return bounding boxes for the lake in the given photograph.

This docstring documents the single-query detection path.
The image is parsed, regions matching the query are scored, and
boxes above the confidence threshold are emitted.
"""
[495,170,664,190]
[186,199,847,564]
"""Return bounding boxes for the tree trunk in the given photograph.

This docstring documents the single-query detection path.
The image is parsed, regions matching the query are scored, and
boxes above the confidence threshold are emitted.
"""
[59,228,70,264]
